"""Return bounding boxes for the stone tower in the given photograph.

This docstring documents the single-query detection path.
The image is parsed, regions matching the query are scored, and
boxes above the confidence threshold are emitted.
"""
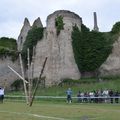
[33,10,81,85]
[93,12,99,32]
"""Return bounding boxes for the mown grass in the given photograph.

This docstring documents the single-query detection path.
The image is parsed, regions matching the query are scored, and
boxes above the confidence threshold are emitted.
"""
[3,78,120,120]
[0,102,120,120]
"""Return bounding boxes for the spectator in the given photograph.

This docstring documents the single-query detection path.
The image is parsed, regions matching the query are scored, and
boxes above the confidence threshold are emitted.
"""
[102,89,109,103]
[77,91,81,103]
[89,91,94,103]
[115,90,119,103]
[66,88,72,103]
[109,89,114,103]
[0,87,4,103]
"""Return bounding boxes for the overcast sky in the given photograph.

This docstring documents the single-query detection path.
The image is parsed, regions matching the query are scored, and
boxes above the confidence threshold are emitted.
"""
[0,0,120,39]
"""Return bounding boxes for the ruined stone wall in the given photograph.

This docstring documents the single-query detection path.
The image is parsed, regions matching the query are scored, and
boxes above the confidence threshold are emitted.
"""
[17,18,31,51]
[17,17,43,51]
[34,10,81,85]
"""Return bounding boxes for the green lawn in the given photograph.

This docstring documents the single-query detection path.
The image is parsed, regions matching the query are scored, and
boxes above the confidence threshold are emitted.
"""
[4,78,120,120]
[0,102,120,120]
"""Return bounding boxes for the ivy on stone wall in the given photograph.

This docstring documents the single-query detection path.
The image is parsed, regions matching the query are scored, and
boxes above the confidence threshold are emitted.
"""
[72,24,113,73]
[55,16,64,35]
[22,27,44,64]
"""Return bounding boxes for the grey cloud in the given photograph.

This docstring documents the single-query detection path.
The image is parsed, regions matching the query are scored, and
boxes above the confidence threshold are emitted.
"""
[0,0,120,38]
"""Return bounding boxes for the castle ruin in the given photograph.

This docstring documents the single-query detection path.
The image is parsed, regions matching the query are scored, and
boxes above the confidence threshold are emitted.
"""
[0,10,120,88]
[18,10,81,86]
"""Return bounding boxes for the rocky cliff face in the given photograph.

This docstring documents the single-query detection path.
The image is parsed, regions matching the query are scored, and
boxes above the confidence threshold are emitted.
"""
[33,10,81,85]
[99,36,120,76]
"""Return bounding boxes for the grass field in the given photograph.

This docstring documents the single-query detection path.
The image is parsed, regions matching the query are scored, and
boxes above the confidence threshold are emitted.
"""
[4,78,120,120]
[0,101,120,120]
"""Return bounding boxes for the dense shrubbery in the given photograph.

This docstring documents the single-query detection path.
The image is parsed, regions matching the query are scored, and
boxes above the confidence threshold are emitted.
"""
[111,22,120,34]
[72,24,113,73]
[59,78,97,86]
[0,37,18,61]
[11,79,23,91]
[22,27,44,64]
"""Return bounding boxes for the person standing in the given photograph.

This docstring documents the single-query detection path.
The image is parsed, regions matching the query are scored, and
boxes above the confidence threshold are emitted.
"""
[0,87,4,103]
[115,90,119,103]
[66,88,72,103]
[77,91,81,103]
[109,89,114,103]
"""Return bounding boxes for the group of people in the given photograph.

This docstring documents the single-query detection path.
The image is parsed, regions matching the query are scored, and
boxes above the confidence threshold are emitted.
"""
[66,88,120,104]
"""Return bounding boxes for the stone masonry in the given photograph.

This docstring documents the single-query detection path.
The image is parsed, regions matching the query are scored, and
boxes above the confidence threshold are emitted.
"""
[0,57,21,89]
[33,10,81,85]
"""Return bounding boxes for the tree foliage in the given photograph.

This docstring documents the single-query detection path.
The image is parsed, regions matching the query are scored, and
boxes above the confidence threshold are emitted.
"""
[111,21,120,34]
[0,37,18,61]
[72,24,113,72]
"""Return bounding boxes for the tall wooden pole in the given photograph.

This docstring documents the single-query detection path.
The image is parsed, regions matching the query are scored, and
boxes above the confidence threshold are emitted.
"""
[29,57,47,106]
[27,48,31,103]
[19,53,29,104]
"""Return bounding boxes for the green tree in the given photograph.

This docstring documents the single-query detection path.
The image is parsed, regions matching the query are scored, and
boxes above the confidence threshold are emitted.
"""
[111,21,120,34]
[0,37,18,61]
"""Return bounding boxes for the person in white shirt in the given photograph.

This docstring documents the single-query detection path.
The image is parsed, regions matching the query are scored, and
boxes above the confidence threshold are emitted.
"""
[0,87,4,103]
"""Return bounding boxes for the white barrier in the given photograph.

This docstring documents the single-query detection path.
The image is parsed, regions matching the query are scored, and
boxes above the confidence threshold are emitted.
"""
[4,95,120,99]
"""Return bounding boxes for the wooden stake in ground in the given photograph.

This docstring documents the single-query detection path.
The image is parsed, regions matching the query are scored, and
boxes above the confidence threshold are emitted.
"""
[31,47,35,90]
[29,57,47,107]
[19,53,29,104]
[30,47,35,102]
[27,48,33,104]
